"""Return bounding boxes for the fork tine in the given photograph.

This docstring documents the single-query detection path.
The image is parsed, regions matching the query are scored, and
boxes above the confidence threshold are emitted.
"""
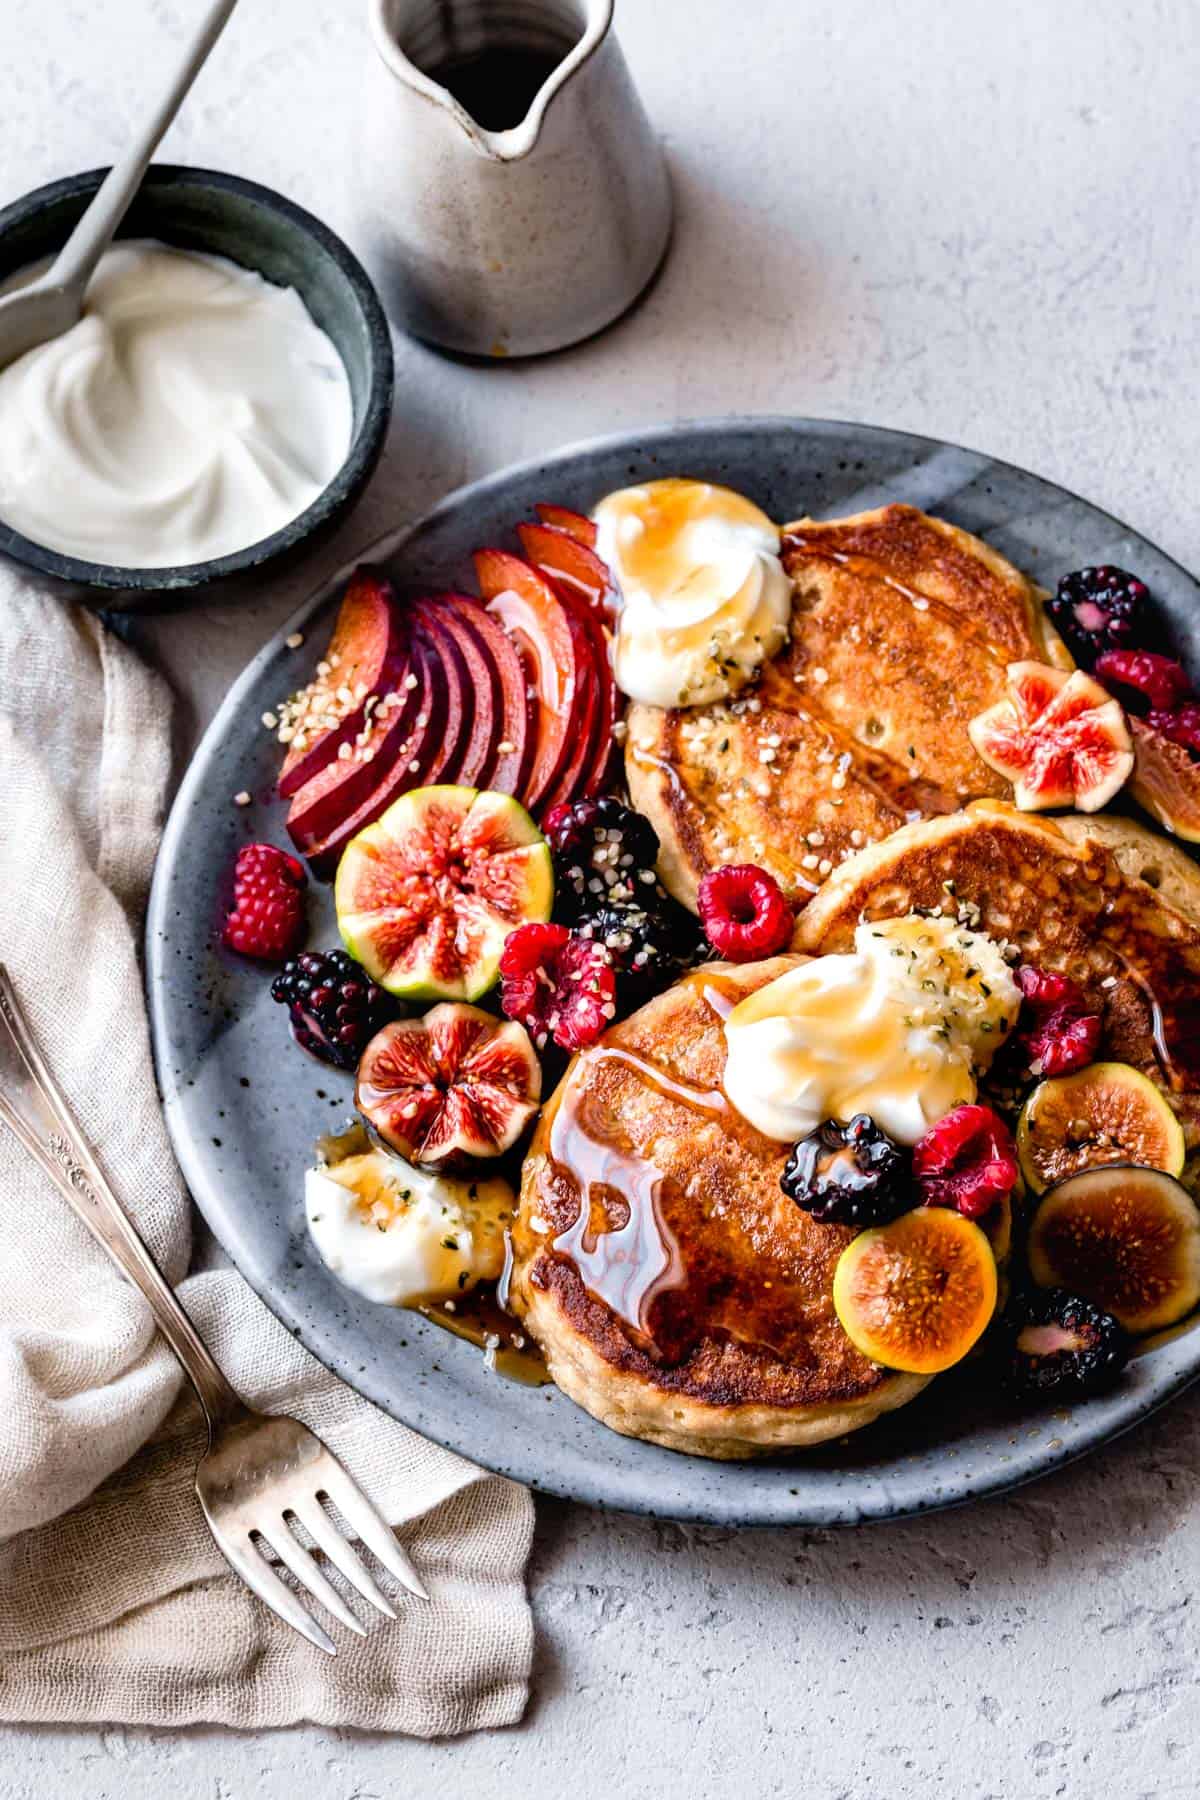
[262,1519,368,1638]
[315,1458,430,1601]
[292,1497,398,1620]
[211,1526,337,1656]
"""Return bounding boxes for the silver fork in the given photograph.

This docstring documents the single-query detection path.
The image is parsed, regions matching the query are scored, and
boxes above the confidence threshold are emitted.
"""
[0,965,427,1654]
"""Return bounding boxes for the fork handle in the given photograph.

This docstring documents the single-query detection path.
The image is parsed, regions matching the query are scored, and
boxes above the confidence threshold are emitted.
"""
[0,967,244,1435]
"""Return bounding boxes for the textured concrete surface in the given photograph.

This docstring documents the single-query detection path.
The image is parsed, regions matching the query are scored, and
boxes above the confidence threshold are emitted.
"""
[2,0,1200,1792]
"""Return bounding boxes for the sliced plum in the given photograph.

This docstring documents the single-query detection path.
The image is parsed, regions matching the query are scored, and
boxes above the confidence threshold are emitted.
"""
[534,502,597,547]
[278,569,408,798]
[297,630,446,875]
[438,591,534,799]
[518,519,616,619]
[475,548,585,814]
[534,589,607,815]
[285,625,424,850]
[409,600,473,787]
[416,595,498,789]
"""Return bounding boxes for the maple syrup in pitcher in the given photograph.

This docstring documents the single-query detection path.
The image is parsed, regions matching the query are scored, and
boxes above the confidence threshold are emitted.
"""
[424,45,565,130]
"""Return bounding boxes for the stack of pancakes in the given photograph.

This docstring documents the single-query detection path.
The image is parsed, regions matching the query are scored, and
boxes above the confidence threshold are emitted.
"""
[508,505,1200,1459]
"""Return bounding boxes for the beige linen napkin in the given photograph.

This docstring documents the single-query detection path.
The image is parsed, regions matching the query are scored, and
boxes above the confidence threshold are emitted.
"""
[0,578,534,1732]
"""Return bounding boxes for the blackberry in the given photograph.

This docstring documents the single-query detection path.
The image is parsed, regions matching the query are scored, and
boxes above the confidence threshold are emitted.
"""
[1000,1288,1128,1404]
[543,796,663,920]
[270,948,395,1071]
[1047,566,1155,667]
[781,1115,912,1227]
[576,895,701,1007]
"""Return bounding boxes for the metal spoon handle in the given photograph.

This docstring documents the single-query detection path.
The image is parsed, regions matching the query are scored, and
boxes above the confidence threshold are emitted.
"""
[0,965,243,1434]
[49,0,240,295]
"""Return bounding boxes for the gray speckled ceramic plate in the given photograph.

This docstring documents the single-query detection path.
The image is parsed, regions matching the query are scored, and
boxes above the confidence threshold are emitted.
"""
[146,417,1200,1526]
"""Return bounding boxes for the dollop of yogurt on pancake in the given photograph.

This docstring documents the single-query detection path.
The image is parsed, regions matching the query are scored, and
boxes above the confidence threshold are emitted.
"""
[722,914,1020,1145]
[306,1150,512,1306]
[593,477,792,707]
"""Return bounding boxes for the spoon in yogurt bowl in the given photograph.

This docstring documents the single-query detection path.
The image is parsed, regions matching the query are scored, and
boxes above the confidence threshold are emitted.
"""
[0,0,237,369]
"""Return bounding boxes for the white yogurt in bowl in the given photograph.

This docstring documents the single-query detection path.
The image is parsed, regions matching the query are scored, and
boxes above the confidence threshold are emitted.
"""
[0,240,353,567]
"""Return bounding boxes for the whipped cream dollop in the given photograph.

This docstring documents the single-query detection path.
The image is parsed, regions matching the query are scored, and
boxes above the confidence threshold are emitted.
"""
[0,241,352,567]
[593,478,793,708]
[722,914,1020,1145]
[306,1150,513,1307]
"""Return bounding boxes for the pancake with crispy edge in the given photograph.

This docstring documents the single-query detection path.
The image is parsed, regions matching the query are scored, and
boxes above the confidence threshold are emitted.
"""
[510,802,1197,1460]
[627,503,1069,912]
[508,954,933,1460]
[796,801,1200,1144]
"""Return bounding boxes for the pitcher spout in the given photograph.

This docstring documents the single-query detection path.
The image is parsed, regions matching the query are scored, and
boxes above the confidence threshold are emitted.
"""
[369,0,616,161]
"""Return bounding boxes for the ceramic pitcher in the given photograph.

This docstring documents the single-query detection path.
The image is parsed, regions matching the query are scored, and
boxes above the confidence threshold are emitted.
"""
[360,0,672,357]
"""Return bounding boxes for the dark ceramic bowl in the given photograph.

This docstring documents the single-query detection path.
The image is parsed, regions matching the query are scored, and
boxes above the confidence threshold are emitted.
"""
[0,165,393,606]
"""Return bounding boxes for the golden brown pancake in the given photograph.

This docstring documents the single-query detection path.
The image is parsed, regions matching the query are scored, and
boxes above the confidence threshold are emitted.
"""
[510,804,1198,1460]
[796,802,1200,1144]
[507,956,930,1459]
[627,503,1068,912]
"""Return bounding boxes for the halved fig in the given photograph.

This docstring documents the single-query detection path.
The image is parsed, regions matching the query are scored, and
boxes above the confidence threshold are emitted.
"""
[832,1206,998,1374]
[1129,715,1200,843]
[1028,1165,1200,1334]
[534,502,597,547]
[438,592,534,799]
[278,569,408,798]
[357,1003,541,1166]
[335,784,554,1000]
[968,661,1134,812]
[1017,1061,1186,1194]
[475,549,584,813]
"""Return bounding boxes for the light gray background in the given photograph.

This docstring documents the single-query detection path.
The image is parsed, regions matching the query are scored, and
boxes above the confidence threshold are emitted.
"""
[2,0,1199,1793]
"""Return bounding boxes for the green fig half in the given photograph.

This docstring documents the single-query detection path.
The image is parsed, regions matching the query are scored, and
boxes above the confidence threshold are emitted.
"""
[1028,1165,1200,1335]
[1016,1061,1185,1195]
[335,784,553,1001]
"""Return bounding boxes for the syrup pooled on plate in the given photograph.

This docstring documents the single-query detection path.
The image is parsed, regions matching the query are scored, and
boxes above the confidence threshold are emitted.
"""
[419,1280,549,1386]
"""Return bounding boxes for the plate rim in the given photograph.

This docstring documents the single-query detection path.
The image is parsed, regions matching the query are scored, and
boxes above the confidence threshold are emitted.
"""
[146,412,1200,1526]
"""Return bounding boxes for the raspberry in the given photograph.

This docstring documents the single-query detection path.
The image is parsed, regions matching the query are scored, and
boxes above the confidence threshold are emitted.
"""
[1147,701,1200,759]
[1015,965,1082,1011]
[1094,649,1193,715]
[1046,566,1155,666]
[697,864,793,961]
[499,922,616,1052]
[270,948,395,1069]
[1013,964,1101,1077]
[1027,1007,1102,1077]
[912,1104,1018,1219]
[222,843,306,961]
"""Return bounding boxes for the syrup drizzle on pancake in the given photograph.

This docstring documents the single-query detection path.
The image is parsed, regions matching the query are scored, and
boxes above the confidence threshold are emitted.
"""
[546,1046,724,1351]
